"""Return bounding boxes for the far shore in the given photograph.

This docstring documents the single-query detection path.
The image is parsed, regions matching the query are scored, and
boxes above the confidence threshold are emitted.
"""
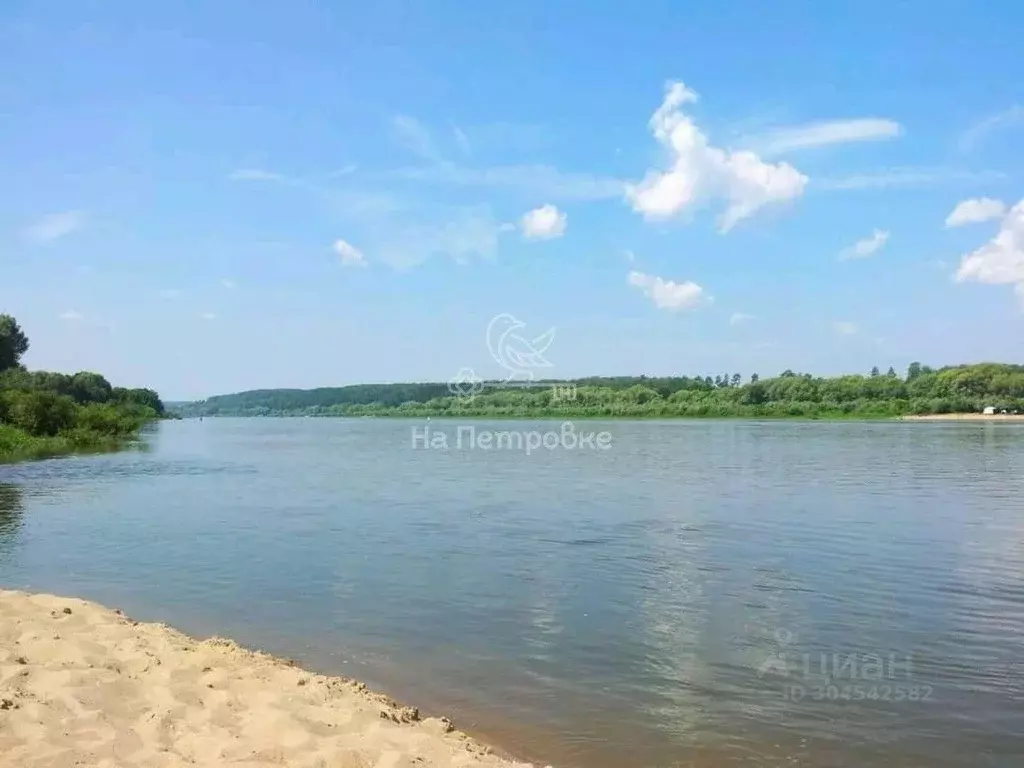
[899,413,1024,422]
[0,590,542,768]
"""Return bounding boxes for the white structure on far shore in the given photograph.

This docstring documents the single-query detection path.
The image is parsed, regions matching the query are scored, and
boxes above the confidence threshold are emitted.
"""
[982,406,996,415]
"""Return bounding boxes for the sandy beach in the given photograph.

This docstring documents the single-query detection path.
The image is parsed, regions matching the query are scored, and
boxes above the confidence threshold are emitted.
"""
[0,590,541,768]
[899,413,1024,422]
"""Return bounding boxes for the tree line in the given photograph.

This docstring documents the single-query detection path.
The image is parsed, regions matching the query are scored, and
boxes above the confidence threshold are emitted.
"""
[176,362,1024,419]
[0,314,165,462]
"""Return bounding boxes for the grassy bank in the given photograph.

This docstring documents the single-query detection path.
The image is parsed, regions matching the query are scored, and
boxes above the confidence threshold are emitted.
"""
[0,422,135,463]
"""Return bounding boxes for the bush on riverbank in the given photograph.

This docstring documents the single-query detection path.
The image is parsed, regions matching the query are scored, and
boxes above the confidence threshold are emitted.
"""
[0,314,164,462]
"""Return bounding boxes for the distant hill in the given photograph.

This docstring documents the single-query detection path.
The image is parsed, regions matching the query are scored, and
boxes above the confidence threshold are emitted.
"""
[171,363,1024,419]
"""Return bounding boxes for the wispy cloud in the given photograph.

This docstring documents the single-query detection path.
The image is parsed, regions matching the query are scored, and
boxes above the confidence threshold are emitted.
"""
[392,115,445,163]
[748,118,902,156]
[22,210,86,244]
[198,311,218,321]
[818,168,1006,191]
[627,81,808,231]
[393,162,625,201]
[730,311,754,325]
[628,270,709,312]
[386,112,623,201]
[158,289,182,300]
[839,229,890,260]
[228,161,503,269]
[834,321,859,336]
[959,106,1024,152]
[521,204,567,240]
[220,278,237,289]
[228,167,402,218]
[452,125,471,156]
[229,168,285,182]
[57,310,115,332]
[374,206,506,270]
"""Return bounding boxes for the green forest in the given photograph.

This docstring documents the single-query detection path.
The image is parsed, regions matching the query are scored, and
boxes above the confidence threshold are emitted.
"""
[0,314,165,462]
[176,362,1024,420]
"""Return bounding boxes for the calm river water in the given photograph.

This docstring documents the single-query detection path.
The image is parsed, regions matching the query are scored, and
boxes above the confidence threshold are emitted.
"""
[1,418,1022,767]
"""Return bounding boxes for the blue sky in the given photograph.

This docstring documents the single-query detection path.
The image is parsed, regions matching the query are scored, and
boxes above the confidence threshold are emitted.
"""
[2,0,1022,400]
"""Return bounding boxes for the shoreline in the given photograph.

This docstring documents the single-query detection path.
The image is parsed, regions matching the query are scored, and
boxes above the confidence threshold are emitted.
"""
[898,413,1024,421]
[0,590,545,768]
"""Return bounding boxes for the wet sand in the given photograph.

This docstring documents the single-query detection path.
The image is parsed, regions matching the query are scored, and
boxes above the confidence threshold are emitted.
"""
[0,590,545,768]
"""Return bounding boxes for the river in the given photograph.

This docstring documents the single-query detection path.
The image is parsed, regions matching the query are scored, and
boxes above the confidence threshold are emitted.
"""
[1,418,1022,767]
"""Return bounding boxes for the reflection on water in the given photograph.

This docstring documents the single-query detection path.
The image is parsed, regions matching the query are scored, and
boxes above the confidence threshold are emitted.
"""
[0,483,24,560]
[0,419,1023,768]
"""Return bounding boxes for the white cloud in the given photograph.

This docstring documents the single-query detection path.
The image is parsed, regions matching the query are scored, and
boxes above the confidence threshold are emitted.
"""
[959,106,1024,152]
[333,239,368,267]
[521,204,567,240]
[818,168,1005,191]
[627,81,808,231]
[22,210,86,244]
[834,321,859,336]
[750,118,902,156]
[839,229,890,260]
[628,270,708,311]
[199,312,218,321]
[955,200,1024,303]
[158,289,181,300]
[58,310,83,321]
[730,312,754,325]
[220,278,237,289]
[624,249,636,262]
[945,198,1007,227]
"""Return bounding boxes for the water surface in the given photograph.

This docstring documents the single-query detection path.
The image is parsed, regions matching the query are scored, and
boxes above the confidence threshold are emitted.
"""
[1,418,1022,767]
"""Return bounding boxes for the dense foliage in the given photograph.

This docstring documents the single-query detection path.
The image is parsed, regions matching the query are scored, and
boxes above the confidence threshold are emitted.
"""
[0,314,165,462]
[176,363,1024,419]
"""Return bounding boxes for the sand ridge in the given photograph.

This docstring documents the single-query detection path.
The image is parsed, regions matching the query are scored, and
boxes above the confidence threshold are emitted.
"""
[0,590,543,768]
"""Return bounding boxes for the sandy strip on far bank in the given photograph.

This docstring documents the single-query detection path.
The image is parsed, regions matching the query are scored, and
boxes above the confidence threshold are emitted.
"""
[898,414,1024,422]
[0,590,546,768]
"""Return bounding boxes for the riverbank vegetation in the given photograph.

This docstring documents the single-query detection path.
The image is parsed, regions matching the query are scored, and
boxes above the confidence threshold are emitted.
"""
[0,314,165,462]
[176,362,1024,420]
